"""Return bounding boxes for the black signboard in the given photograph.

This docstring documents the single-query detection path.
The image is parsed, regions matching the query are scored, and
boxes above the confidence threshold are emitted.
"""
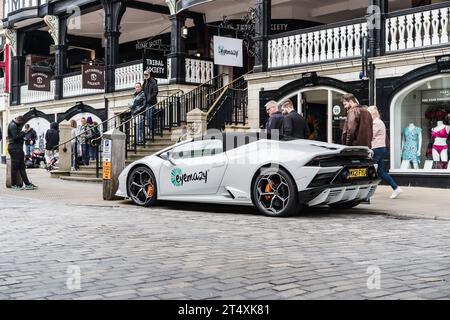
[28,69,52,92]
[436,55,450,73]
[143,53,168,79]
[136,39,170,52]
[82,65,105,90]
[302,72,318,87]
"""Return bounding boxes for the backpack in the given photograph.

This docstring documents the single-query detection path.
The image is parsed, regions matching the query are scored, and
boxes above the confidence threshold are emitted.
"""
[89,127,101,146]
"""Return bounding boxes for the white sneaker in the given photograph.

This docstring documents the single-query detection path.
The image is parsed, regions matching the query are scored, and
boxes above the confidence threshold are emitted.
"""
[390,188,403,199]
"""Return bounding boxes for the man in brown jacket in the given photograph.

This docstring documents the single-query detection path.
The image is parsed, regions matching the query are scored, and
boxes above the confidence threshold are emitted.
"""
[341,94,373,148]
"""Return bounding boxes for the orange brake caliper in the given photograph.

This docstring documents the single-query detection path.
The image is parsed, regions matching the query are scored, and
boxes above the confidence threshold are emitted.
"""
[146,183,155,198]
[265,183,273,201]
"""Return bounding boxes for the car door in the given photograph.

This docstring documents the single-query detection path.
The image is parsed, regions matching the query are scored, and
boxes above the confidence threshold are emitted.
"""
[159,139,228,196]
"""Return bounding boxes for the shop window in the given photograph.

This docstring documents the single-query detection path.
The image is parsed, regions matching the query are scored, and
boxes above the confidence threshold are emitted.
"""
[392,76,450,172]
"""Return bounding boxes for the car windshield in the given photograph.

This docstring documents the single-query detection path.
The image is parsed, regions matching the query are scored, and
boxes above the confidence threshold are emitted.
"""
[171,139,223,159]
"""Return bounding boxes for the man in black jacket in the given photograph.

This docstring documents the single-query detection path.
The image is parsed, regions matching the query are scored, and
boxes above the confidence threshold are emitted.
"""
[265,101,284,137]
[129,82,146,143]
[7,116,38,190]
[142,70,158,131]
[281,99,310,139]
[45,122,60,169]
[24,124,38,158]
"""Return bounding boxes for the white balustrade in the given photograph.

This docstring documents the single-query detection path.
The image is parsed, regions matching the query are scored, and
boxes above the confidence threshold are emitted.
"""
[63,74,104,98]
[185,58,214,84]
[4,0,47,18]
[0,77,4,93]
[386,7,450,52]
[268,22,368,69]
[20,80,55,104]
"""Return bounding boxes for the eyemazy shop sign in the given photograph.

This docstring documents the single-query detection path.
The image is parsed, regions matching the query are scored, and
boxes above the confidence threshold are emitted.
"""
[143,53,168,79]
[82,65,105,90]
[28,69,52,92]
[213,36,243,68]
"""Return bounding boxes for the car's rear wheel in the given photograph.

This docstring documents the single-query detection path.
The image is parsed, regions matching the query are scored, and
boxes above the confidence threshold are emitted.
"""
[329,201,362,210]
[127,166,157,207]
[253,168,298,217]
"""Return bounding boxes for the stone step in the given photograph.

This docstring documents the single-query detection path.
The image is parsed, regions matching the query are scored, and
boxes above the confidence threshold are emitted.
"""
[50,170,71,179]
[77,165,101,172]
[69,170,102,178]
[60,176,103,184]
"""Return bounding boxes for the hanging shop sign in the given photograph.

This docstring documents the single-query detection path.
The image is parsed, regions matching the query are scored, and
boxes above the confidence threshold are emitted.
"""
[213,36,243,67]
[302,72,318,87]
[143,53,168,79]
[28,69,52,92]
[82,65,105,90]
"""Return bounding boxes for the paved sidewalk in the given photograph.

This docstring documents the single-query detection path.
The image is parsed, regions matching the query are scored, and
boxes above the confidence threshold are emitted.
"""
[1,165,449,220]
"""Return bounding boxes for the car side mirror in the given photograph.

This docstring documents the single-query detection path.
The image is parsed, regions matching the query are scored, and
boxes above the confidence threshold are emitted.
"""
[161,151,176,166]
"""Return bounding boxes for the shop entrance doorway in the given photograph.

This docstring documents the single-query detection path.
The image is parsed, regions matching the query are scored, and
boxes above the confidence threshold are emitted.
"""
[279,87,348,144]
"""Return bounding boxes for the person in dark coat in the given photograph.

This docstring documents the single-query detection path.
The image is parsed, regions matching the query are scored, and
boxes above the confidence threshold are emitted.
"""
[281,99,310,139]
[129,82,146,143]
[142,70,159,131]
[341,94,373,148]
[7,116,38,190]
[265,100,284,137]
[24,124,38,158]
[45,122,60,170]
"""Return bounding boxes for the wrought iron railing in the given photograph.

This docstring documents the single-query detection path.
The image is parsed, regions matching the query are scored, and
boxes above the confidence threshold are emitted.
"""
[117,73,227,154]
[207,72,251,131]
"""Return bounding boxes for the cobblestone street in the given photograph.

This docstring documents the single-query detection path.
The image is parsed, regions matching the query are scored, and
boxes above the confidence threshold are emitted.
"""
[1,194,450,300]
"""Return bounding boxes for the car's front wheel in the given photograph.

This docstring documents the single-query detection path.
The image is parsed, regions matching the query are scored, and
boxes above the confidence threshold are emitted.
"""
[253,168,298,217]
[127,166,157,207]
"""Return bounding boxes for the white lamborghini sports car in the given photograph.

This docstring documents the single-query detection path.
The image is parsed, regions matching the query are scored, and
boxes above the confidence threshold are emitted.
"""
[116,132,381,217]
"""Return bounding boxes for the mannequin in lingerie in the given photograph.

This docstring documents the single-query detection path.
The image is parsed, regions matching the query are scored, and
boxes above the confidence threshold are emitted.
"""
[431,120,450,163]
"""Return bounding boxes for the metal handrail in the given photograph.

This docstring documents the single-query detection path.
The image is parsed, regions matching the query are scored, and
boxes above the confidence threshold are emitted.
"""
[117,91,183,129]
[207,71,253,98]
[53,89,184,150]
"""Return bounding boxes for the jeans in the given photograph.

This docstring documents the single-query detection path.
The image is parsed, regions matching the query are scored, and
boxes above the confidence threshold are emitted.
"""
[372,147,398,191]
[71,143,77,169]
[138,114,144,143]
[147,106,155,130]
[25,144,34,157]
[81,143,90,166]
[89,145,97,161]
[8,148,30,186]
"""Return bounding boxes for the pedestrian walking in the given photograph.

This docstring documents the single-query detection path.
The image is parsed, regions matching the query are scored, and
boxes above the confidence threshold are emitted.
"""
[265,100,284,136]
[7,116,38,190]
[341,94,373,148]
[85,117,97,162]
[70,120,79,171]
[78,117,90,166]
[280,99,310,139]
[367,106,403,199]
[44,122,60,170]
[23,124,37,158]
[87,120,101,162]
[143,70,159,132]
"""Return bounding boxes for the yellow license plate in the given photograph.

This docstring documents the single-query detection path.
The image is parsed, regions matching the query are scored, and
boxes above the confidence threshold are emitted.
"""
[349,168,367,178]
